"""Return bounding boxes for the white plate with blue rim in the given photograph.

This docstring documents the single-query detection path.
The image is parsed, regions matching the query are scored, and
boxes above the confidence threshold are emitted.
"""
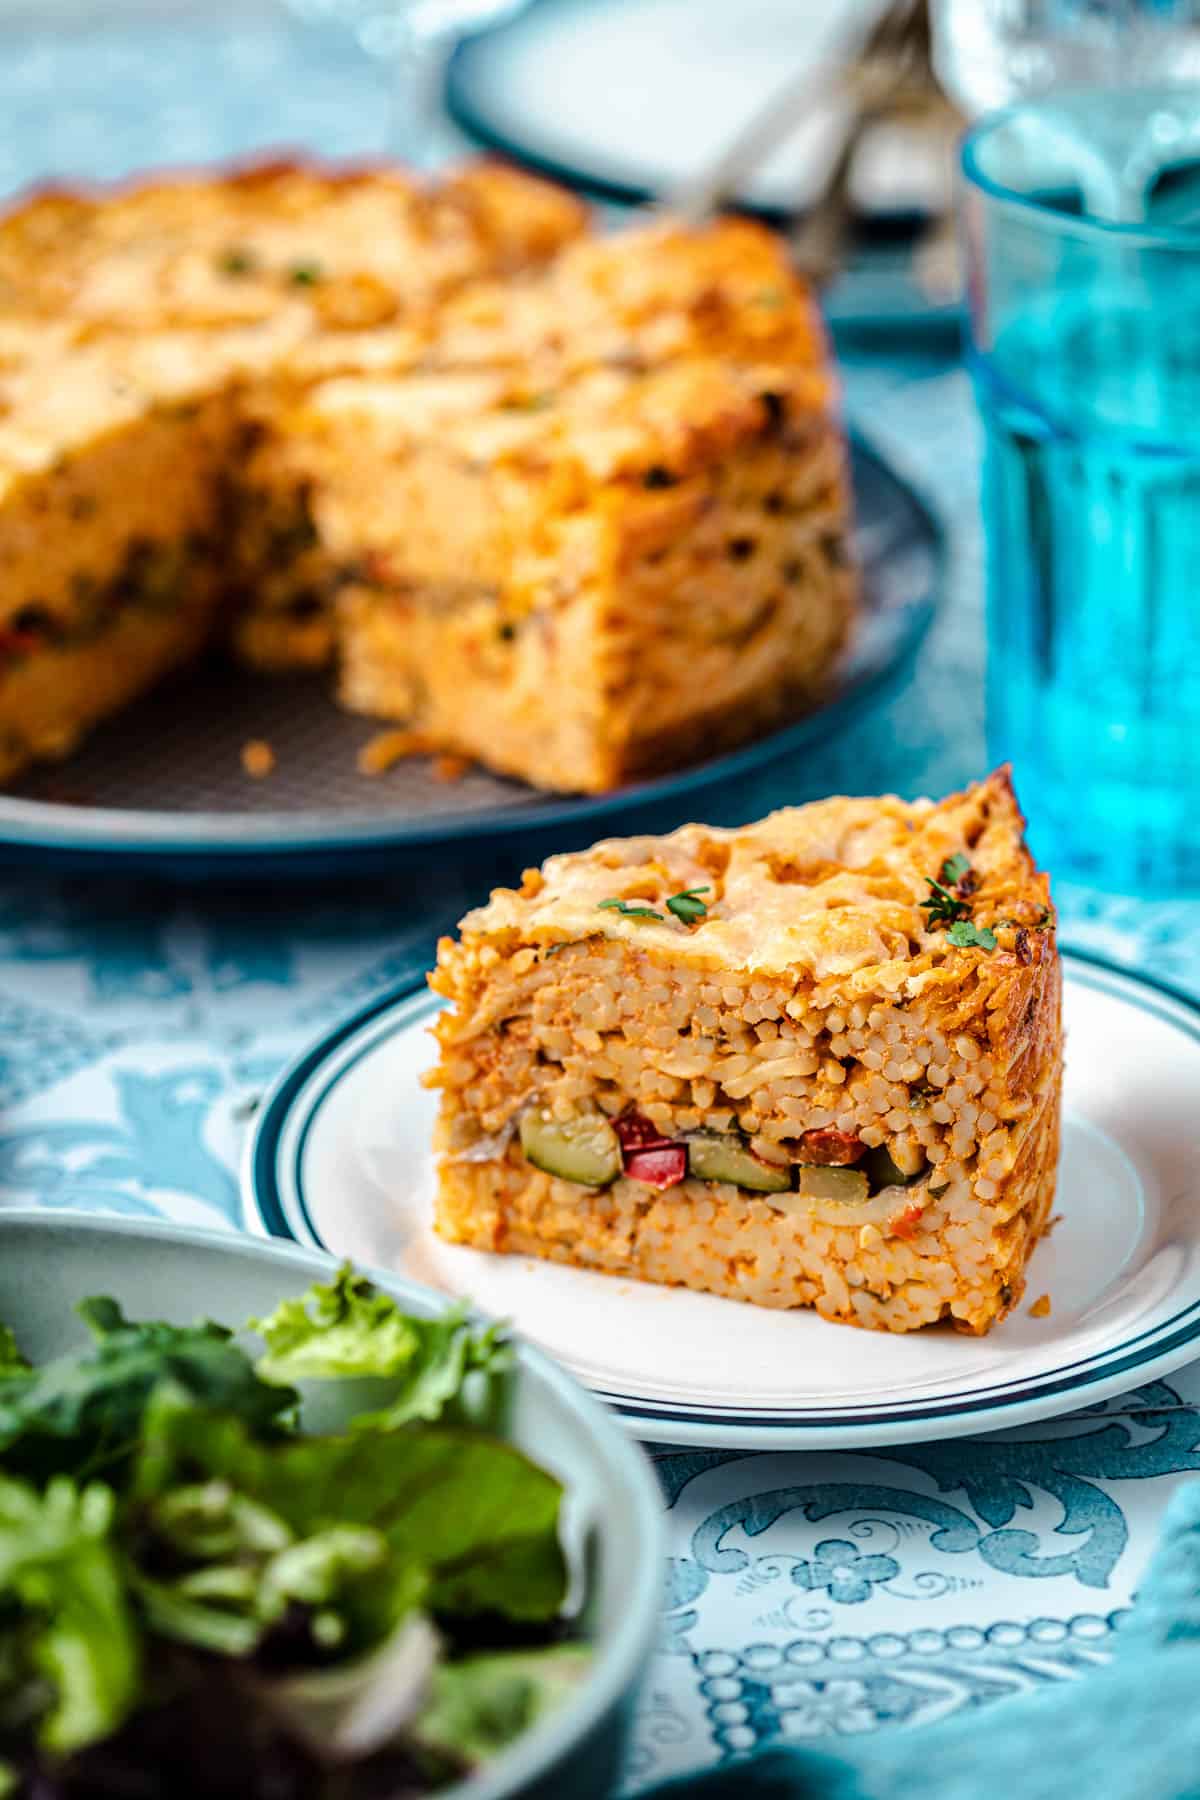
[243,950,1200,1449]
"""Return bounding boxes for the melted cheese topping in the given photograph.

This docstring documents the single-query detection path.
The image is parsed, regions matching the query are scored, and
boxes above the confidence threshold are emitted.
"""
[456,772,1051,986]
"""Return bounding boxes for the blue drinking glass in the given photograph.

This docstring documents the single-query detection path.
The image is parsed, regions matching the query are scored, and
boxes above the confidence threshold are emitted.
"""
[962,92,1200,892]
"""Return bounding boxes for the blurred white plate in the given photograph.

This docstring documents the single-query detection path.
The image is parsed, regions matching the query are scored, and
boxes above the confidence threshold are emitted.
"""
[446,0,947,217]
[245,952,1200,1449]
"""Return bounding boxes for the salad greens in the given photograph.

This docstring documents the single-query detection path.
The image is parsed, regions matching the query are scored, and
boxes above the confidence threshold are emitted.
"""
[0,1299,295,1485]
[0,1477,139,1757]
[250,1265,511,1428]
[0,1268,586,1800]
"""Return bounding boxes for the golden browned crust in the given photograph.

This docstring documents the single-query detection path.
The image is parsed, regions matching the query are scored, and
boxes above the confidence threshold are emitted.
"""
[0,156,587,331]
[434,768,1052,987]
[427,773,1063,1334]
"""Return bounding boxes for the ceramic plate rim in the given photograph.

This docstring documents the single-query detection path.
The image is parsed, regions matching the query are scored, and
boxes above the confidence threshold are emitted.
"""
[444,0,929,226]
[0,433,939,864]
[241,949,1200,1449]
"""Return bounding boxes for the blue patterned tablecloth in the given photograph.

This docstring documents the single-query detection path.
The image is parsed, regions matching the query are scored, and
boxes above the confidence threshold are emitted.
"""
[2,7,1200,1790]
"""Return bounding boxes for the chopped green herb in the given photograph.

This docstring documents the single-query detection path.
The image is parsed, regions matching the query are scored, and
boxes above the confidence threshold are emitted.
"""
[921,878,969,928]
[642,465,678,490]
[287,261,323,287]
[501,392,555,413]
[596,899,664,923]
[216,246,256,278]
[756,287,786,308]
[665,886,711,926]
[946,919,998,952]
[940,852,971,887]
[497,621,517,643]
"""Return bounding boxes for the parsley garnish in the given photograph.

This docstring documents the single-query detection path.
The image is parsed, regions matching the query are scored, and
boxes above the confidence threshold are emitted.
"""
[597,899,664,923]
[597,887,712,926]
[665,886,710,925]
[288,261,323,287]
[502,391,556,412]
[921,853,996,951]
[947,919,997,952]
[217,246,256,277]
[921,878,969,928]
[756,287,786,308]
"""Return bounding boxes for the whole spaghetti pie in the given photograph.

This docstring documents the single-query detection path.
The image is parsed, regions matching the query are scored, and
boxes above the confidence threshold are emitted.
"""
[0,159,855,794]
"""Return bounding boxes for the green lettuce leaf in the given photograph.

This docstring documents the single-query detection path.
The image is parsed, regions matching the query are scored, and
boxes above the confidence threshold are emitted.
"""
[0,1475,140,1755]
[414,1644,591,1769]
[134,1464,425,1664]
[0,1299,297,1486]
[0,1324,26,1375]
[134,1400,567,1624]
[249,1266,510,1427]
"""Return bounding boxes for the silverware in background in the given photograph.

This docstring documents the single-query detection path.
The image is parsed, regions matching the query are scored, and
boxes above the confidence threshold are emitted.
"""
[671,0,964,302]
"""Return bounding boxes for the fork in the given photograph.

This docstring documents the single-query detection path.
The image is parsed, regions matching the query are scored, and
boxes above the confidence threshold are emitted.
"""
[668,0,961,291]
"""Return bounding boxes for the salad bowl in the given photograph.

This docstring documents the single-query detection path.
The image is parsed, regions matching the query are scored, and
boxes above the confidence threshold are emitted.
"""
[0,1212,665,1800]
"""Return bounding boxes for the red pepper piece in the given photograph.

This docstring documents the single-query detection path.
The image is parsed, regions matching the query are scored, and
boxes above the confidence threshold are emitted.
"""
[614,1110,673,1154]
[889,1199,927,1241]
[623,1144,688,1189]
[800,1128,866,1166]
[364,549,398,586]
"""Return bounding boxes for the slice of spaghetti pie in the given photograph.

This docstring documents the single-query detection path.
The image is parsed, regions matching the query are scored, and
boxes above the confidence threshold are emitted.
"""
[427,771,1061,1335]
